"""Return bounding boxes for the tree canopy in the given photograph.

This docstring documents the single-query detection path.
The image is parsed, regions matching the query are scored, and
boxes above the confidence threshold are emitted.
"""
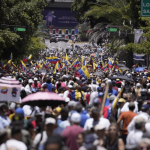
[0,0,47,62]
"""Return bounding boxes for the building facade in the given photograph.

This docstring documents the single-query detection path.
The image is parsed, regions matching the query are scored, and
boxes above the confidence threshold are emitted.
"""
[42,0,78,39]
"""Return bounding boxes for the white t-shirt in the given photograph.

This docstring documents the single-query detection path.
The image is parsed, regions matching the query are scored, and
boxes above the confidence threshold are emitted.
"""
[126,130,143,149]
[84,117,110,131]
[59,120,71,129]
[33,131,48,146]
[23,105,40,117]
[0,139,27,150]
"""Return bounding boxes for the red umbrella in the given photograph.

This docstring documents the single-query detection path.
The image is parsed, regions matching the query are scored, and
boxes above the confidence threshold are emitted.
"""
[21,92,65,107]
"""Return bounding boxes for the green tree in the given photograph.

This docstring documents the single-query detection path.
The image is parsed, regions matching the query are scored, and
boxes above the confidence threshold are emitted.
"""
[0,0,47,62]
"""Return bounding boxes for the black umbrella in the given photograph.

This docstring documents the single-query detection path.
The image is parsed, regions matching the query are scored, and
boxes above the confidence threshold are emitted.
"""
[119,66,130,71]
[118,64,125,67]
[111,76,134,82]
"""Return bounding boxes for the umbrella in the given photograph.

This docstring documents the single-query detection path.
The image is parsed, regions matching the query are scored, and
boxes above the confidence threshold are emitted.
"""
[21,92,65,107]
[118,64,125,67]
[119,66,129,71]
[93,71,104,77]
[111,76,134,82]
[134,67,145,72]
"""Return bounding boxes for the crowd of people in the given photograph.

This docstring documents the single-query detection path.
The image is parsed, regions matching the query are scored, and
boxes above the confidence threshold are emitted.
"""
[0,43,150,150]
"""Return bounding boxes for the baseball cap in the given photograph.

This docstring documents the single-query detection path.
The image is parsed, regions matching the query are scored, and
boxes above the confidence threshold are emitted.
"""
[94,124,105,131]
[93,98,101,104]
[98,92,104,97]
[118,98,126,103]
[15,108,24,118]
[12,113,24,124]
[136,83,141,87]
[70,113,81,123]
[128,102,135,107]
[45,117,56,125]
[109,95,116,101]
[97,86,102,91]
[93,80,96,84]
[28,79,33,83]
[34,77,38,81]
[141,104,149,111]
[84,134,97,150]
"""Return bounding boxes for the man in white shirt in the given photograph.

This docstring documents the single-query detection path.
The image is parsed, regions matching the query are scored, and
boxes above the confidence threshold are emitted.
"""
[25,79,34,95]
[128,104,150,132]
[63,85,72,99]
[84,107,110,135]
[126,117,146,149]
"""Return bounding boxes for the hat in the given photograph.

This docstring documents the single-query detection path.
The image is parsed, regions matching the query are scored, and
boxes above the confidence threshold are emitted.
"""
[97,86,102,91]
[93,98,101,104]
[15,108,24,118]
[28,79,33,83]
[56,107,61,113]
[109,95,116,101]
[94,124,105,131]
[34,77,38,81]
[141,104,149,111]
[18,78,22,81]
[12,113,24,124]
[118,98,126,103]
[136,83,141,87]
[129,102,135,107]
[68,101,77,107]
[93,80,96,84]
[67,85,73,88]
[135,117,146,124]
[84,134,97,150]
[98,92,104,97]
[45,117,56,125]
[70,113,81,123]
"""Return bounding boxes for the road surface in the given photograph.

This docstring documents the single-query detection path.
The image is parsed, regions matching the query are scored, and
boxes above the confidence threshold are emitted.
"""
[45,39,87,52]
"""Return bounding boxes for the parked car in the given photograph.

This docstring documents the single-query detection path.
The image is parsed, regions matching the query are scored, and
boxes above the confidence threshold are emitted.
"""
[50,37,58,43]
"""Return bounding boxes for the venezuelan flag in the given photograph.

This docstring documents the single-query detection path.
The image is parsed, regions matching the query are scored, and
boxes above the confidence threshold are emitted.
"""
[12,62,17,68]
[103,63,108,72]
[108,58,113,68]
[23,54,32,62]
[20,60,27,71]
[77,66,90,79]
[46,56,60,64]
[70,59,80,69]
[118,69,123,74]
[65,54,69,66]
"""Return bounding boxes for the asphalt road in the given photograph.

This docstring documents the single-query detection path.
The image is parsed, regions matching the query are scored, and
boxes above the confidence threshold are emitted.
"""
[45,39,87,52]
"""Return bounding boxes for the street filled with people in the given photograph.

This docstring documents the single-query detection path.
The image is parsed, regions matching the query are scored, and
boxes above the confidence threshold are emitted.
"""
[0,43,150,150]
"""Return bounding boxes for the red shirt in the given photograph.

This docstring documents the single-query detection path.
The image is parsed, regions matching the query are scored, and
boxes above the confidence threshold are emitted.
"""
[32,83,42,89]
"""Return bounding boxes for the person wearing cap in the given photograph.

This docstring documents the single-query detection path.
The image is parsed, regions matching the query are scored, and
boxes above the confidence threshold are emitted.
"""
[25,79,34,95]
[32,77,42,91]
[117,98,126,118]
[33,117,57,148]
[0,102,11,129]
[89,86,102,105]
[62,113,83,150]
[128,104,150,132]
[126,117,146,150]
[63,85,73,99]
[94,124,106,147]
[117,102,137,144]
[107,82,118,96]
[79,133,106,150]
